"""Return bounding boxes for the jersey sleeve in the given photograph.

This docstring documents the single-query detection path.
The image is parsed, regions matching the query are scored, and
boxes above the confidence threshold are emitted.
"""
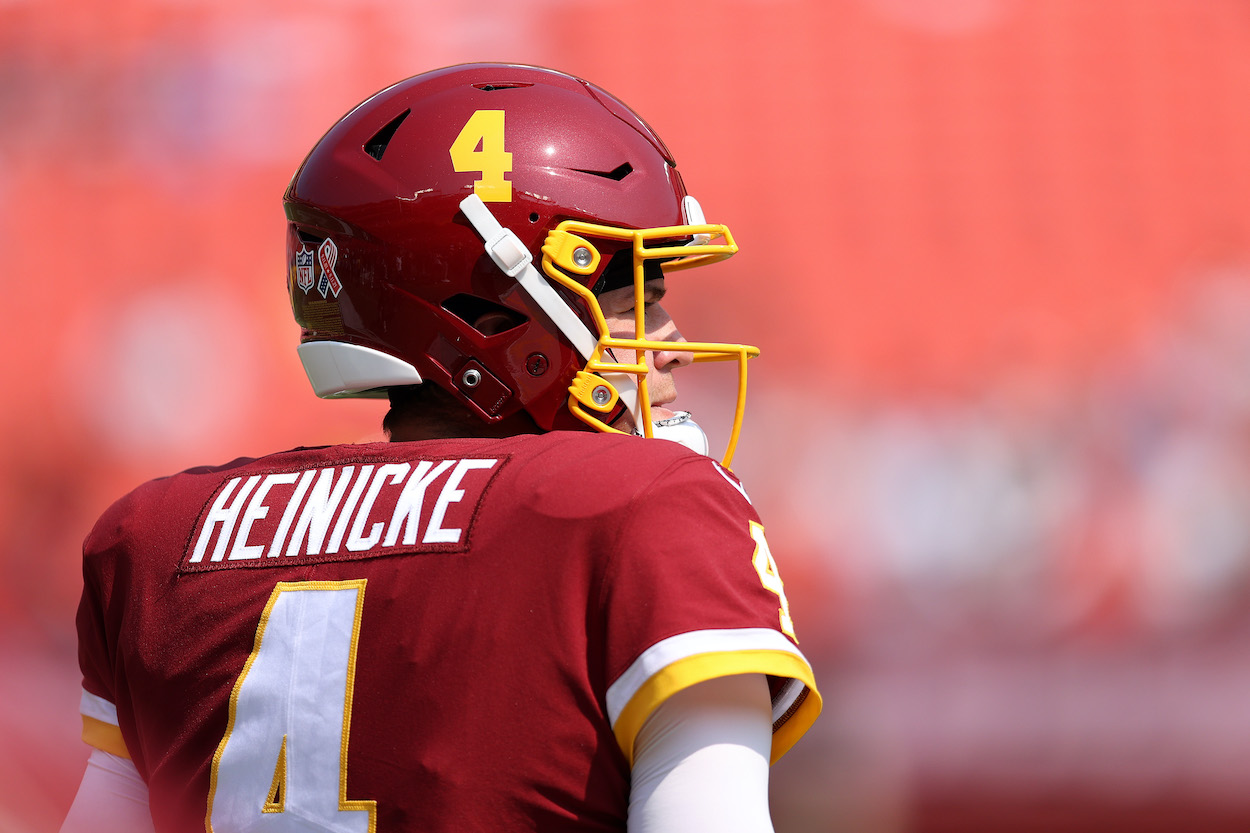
[76,495,134,761]
[599,454,821,766]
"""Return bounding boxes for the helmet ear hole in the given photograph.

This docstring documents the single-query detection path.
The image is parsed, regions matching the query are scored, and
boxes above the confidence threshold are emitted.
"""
[474,312,520,336]
[441,294,527,336]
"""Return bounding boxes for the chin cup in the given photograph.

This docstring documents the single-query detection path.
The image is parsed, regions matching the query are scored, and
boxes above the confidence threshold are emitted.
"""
[644,411,710,457]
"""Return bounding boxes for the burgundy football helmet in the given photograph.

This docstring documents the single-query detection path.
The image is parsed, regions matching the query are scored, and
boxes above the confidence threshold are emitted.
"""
[284,63,757,466]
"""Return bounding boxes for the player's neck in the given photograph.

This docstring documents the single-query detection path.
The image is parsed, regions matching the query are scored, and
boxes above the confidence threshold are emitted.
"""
[385,411,541,442]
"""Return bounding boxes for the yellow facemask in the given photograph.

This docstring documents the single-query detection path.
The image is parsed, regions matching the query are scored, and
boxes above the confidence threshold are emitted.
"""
[541,218,759,470]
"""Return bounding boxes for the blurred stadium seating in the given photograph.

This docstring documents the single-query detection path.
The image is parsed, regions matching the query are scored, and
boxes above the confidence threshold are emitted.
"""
[5,1,1250,830]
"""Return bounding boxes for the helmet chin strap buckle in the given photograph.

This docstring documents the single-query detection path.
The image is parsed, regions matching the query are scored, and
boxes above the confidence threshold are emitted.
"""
[645,411,710,457]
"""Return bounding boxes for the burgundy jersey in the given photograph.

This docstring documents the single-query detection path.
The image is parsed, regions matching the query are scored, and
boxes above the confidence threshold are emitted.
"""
[76,431,820,832]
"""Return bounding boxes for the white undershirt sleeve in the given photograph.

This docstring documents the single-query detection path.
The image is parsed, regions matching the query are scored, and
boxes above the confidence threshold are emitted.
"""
[628,673,775,833]
[60,748,155,833]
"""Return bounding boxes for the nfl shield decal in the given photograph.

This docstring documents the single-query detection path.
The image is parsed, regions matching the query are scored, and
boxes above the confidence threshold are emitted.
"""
[295,246,315,292]
[295,239,343,299]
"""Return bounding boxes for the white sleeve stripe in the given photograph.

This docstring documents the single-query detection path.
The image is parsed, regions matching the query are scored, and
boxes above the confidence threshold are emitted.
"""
[606,628,810,725]
[80,689,119,726]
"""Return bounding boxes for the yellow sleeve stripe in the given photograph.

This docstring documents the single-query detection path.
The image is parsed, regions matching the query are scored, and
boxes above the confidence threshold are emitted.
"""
[612,648,823,766]
[82,715,130,759]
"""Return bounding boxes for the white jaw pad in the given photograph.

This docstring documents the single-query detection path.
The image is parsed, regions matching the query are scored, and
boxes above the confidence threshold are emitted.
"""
[298,341,422,398]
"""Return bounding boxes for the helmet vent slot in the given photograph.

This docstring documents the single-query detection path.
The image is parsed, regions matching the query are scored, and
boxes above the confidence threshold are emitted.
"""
[474,82,533,92]
[575,162,633,182]
[364,109,411,160]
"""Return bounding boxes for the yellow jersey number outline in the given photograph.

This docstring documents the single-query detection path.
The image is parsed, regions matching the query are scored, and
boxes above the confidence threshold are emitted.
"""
[206,580,377,832]
[750,521,797,640]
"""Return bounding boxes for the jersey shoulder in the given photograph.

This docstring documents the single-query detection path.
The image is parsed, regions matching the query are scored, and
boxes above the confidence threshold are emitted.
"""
[506,430,745,489]
[82,435,751,563]
[485,431,755,520]
[82,446,343,559]
[84,455,255,555]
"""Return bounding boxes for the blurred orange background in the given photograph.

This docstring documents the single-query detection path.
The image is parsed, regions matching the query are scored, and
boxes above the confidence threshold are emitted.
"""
[6,1,1250,830]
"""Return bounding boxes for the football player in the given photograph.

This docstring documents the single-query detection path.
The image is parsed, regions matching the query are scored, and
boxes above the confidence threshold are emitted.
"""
[62,63,821,833]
